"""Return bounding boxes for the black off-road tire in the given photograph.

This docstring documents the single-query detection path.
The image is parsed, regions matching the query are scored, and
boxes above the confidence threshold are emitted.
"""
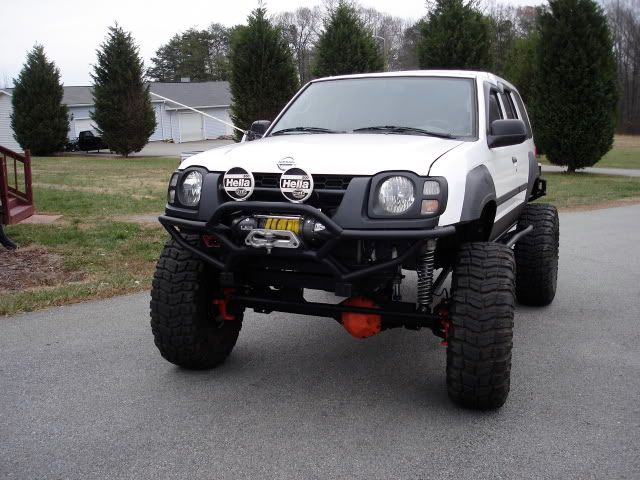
[447,243,516,410]
[150,237,242,369]
[514,203,559,306]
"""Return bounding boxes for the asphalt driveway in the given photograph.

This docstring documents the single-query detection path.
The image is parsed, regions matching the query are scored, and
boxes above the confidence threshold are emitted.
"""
[1,204,639,479]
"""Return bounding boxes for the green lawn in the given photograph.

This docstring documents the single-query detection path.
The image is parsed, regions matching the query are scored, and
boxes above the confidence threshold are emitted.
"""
[540,172,640,209]
[1,154,640,316]
[1,156,176,315]
[539,135,640,169]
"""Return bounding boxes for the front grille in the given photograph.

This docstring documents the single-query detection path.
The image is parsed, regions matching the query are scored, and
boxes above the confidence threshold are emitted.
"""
[253,173,357,191]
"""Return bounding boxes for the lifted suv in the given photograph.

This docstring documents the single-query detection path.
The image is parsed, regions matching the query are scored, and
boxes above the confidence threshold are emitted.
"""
[151,71,559,410]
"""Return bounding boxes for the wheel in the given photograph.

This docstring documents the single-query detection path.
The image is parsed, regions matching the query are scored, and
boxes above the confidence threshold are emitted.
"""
[514,203,559,306]
[446,243,515,410]
[150,236,242,369]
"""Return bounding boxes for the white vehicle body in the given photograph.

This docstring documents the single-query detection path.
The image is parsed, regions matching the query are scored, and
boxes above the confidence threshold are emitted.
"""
[154,71,557,411]
[180,70,538,233]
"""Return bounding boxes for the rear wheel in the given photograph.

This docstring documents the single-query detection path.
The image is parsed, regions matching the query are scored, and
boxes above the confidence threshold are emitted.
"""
[446,243,515,410]
[150,237,242,369]
[514,203,559,306]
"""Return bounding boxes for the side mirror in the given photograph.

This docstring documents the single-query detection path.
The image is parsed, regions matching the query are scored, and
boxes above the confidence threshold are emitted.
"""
[246,120,271,141]
[488,119,527,148]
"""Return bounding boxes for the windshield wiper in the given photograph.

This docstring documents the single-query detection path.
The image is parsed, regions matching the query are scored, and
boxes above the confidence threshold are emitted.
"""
[352,125,456,139]
[271,126,344,135]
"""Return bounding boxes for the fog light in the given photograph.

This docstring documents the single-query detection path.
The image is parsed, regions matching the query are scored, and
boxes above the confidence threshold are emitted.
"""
[421,199,439,215]
[423,181,440,195]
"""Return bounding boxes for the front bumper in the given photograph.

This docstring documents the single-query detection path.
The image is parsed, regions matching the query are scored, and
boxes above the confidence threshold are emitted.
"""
[159,201,456,286]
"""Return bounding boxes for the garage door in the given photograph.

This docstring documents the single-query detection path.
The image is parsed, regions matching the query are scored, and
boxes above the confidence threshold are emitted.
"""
[75,119,96,136]
[179,113,204,142]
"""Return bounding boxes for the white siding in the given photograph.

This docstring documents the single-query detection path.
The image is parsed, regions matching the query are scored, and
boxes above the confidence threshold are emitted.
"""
[64,102,232,145]
[68,105,94,139]
[0,93,21,152]
[178,112,204,142]
[170,111,180,142]
[203,107,232,138]
[149,102,165,141]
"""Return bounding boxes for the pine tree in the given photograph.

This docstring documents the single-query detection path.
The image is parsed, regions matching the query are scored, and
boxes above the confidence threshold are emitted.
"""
[91,25,156,157]
[503,33,539,104]
[313,2,384,77]
[531,0,617,172]
[10,45,69,155]
[229,8,299,141]
[417,0,493,70]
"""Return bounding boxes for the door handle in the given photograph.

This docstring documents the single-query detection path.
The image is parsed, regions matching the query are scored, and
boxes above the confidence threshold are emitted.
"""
[512,157,518,164]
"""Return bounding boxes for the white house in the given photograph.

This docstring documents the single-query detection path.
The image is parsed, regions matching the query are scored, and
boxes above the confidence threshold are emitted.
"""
[0,90,20,151]
[0,81,233,152]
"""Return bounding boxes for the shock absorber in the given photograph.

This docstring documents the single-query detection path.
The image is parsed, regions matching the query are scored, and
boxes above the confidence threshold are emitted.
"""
[416,239,437,312]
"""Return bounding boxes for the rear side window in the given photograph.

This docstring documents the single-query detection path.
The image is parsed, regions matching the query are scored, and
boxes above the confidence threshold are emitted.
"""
[509,91,533,138]
[488,92,503,124]
[499,92,517,119]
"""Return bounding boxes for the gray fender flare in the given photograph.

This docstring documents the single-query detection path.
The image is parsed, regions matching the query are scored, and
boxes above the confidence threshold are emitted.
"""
[460,165,497,223]
[525,151,538,200]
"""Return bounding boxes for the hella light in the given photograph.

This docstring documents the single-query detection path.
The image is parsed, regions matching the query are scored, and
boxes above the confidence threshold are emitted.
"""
[179,171,203,206]
[377,176,415,214]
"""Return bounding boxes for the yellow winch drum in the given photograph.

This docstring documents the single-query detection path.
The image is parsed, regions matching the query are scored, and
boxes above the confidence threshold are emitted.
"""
[260,216,301,234]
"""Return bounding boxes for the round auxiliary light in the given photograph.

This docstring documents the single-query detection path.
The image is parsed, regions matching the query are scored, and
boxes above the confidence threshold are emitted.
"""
[377,176,415,214]
[223,167,255,201]
[179,171,203,206]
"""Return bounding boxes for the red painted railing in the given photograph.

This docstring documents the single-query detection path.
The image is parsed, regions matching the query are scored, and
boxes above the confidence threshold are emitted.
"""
[0,145,34,225]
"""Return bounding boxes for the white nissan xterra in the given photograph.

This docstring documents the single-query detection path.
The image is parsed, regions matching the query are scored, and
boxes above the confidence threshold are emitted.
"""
[151,71,559,410]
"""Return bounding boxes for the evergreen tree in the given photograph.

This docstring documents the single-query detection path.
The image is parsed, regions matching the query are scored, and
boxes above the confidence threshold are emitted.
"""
[503,33,538,103]
[313,1,384,77]
[10,45,68,155]
[417,0,493,70]
[229,7,299,141]
[91,25,156,157]
[147,34,182,82]
[147,25,231,82]
[531,0,617,171]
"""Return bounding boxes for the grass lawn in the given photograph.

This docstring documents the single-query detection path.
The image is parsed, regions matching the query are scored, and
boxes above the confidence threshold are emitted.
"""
[1,156,177,315]
[1,153,640,316]
[539,135,640,169]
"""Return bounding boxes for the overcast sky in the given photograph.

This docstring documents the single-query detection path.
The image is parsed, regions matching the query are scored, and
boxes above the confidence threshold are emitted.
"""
[0,0,543,87]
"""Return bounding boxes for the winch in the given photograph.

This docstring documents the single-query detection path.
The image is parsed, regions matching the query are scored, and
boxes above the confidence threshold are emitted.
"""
[231,214,329,252]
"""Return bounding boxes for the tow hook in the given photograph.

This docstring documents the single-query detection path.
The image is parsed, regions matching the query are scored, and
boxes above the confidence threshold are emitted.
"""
[244,229,301,253]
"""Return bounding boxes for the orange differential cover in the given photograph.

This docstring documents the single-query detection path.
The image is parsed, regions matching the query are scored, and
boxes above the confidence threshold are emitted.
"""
[340,297,382,339]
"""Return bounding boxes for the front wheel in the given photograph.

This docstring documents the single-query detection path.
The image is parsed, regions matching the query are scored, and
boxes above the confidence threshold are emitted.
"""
[150,237,242,369]
[514,203,559,306]
[446,243,515,410]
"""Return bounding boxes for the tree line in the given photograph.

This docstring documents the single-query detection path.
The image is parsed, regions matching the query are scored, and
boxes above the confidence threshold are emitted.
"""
[8,0,632,168]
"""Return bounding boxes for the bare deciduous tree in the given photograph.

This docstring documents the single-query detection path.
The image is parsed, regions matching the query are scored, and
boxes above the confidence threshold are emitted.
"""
[606,0,640,133]
[273,7,322,84]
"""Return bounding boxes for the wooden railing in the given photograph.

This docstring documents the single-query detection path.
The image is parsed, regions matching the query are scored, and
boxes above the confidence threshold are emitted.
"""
[0,145,34,225]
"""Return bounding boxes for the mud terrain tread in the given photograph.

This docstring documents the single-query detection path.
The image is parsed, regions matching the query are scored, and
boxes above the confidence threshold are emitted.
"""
[515,203,559,306]
[447,243,515,410]
[150,237,241,369]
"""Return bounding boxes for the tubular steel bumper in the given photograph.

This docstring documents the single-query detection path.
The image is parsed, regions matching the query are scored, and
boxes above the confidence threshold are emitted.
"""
[158,201,456,283]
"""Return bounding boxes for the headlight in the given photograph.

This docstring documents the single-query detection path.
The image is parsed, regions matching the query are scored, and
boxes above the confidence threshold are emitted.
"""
[178,171,203,206]
[376,176,415,214]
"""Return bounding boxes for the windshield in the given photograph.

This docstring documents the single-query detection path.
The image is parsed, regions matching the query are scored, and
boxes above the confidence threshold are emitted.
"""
[270,76,476,138]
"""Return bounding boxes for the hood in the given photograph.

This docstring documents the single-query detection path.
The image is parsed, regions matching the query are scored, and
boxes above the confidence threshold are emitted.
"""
[180,134,464,176]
